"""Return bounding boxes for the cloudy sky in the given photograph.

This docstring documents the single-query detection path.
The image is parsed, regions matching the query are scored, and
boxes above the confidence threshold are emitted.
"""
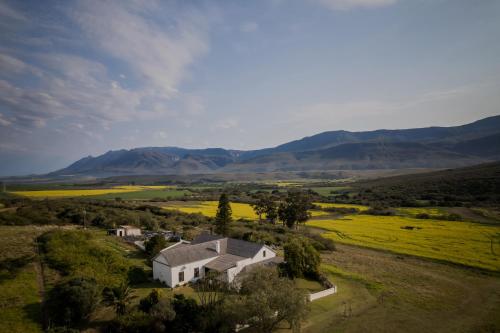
[1,0,499,175]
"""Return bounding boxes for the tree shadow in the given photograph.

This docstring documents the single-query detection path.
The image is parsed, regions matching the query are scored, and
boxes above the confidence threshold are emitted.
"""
[22,302,43,327]
[0,255,34,283]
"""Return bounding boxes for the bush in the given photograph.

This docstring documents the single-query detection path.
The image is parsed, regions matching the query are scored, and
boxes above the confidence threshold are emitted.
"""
[127,267,149,284]
[306,233,336,251]
[144,235,166,258]
[46,277,100,327]
[138,289,160,313]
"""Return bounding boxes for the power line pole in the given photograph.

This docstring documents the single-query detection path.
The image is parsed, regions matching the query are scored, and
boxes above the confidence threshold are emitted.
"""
[82,208,87,229]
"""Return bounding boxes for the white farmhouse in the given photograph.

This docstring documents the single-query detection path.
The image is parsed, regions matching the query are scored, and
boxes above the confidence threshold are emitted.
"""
[153,233,281,287]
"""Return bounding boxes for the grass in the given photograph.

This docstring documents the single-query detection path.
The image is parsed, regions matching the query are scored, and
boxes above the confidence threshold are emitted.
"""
[307,214,500,271]
[295,244,500,333]
[313,202,370,212]
[294,278,324,293]
[396,207,447,217]
[0,226,54,333]
[10,185,173,198]
[309,186,350,197]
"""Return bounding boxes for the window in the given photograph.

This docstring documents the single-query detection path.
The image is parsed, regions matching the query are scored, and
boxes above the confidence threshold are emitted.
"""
[263,250,266,258]
[194,267,200,278]
[178,271,184,282]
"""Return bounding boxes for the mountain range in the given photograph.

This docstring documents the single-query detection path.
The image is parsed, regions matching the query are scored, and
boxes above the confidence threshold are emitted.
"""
[52,115,500,177]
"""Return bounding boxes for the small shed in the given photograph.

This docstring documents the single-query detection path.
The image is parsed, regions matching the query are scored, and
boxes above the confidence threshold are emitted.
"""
[114,225,142,237]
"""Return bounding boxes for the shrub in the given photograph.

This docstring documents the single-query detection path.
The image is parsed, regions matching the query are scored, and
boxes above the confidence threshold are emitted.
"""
[127,267,149,284]
[46,277,100,327]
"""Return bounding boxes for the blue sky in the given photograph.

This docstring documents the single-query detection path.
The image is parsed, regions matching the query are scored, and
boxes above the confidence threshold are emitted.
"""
[0,0,499,175]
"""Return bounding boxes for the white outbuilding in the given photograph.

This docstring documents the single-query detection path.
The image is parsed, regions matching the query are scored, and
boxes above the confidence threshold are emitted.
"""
[113,225,142,237]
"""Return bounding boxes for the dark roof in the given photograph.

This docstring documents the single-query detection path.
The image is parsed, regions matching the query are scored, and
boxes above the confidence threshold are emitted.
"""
[157,241,220,267]
[226,238,263,258]
[156,234,267,268]
[205,254,246,272]
[191,233,224,244]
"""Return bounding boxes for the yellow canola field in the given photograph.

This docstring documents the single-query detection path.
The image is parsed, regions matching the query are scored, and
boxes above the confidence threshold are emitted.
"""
[307,215,500,271]
[162,201,258,220]
[11,185,169,198]
[313,202,370,211]
[163,201,329,220]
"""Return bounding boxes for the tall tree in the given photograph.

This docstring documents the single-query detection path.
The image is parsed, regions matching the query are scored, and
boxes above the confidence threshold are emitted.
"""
[252,195,267,224]
[284,237,321,278]
[144,234,167,259]
[215,193,232,236]
[239,267,309,333]
[252,193,279,224]
[278,191,312,229]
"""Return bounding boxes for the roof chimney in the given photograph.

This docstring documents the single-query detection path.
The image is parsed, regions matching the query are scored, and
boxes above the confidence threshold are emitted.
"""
[215,240,220,254]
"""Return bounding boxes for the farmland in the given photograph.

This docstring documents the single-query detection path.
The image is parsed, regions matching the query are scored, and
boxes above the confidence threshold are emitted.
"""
[162,200,330,219]
[307,214,500,271]
[9,185,189,200]
[162,201,258,220]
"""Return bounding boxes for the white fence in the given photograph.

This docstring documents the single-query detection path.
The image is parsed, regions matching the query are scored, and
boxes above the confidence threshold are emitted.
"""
[308,285,337,301]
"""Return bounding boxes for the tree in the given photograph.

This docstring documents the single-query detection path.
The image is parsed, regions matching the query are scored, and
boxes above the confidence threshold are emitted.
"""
[46,277,100,327]
[253,194,279,224]
[102,282,135,316]
[144,235,167,258]
[239,267,309,333]
[251,195,267,224]
[284,237,320,278]
[138,289,160,313]
[214,193,232,236]
[278,191,312,229]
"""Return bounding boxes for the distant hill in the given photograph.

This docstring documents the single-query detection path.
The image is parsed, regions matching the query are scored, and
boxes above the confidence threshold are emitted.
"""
[51,115,500,177]
[354,161,500,206]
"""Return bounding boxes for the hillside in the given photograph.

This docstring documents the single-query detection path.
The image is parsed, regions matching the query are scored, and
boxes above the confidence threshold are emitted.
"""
[51,115,500,177]
[353,161,500,206]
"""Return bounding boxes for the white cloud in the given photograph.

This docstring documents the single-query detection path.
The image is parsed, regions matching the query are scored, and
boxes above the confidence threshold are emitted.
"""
[212,118,239,130]
[0,0,212,133]
[240,21,259,33]
[312,0,397,11]
[70,0,210,98]
[288,85,479,132]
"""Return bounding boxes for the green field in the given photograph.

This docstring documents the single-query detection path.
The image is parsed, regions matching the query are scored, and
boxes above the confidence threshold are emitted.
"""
[286,245,500,333]
[313,202,370,212]
[0,226,52,333]
[308,214,500,271]
[309,186,350,197]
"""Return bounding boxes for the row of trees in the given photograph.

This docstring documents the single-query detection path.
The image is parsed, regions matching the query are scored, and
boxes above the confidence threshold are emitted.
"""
[214,191,313,236]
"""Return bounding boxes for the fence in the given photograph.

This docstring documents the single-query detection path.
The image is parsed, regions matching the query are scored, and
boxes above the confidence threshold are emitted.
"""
[308,285,337,301]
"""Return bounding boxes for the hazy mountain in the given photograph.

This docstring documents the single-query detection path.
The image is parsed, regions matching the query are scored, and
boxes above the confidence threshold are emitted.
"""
[52,115,500,177]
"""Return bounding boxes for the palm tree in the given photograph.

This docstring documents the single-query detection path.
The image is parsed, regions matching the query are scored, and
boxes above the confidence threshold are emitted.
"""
[103,282,135,316]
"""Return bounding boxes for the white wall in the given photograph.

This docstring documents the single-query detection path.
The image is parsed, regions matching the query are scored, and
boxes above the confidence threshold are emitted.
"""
[153,255,217,287]
[226,246,276,283]
[153,257,172,286]
[308,286,337,301]
[125,228,141,236]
